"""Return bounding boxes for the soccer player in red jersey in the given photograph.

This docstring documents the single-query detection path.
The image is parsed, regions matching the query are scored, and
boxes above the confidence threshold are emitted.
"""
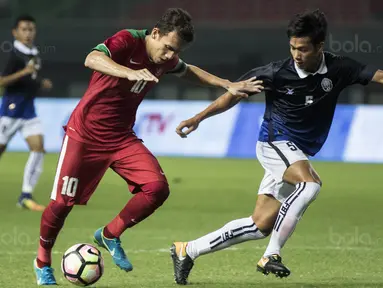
[33,8,264,285]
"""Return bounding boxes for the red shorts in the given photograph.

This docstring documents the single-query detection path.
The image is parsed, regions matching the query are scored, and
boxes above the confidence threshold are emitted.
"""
[50,135,167,206]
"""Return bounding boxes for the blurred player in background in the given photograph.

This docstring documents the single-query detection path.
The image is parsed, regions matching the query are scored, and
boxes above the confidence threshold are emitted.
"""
[171,9,383,284]
[0,15,53,211]
[33,8,263,285]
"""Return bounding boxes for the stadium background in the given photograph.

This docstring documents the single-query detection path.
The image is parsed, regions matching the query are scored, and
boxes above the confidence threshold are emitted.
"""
[1,0,383,161]
[1,0,383,103]
[1,1,383,287]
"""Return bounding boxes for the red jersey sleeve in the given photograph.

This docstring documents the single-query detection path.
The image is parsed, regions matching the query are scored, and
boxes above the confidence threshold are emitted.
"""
[92,30,136,64]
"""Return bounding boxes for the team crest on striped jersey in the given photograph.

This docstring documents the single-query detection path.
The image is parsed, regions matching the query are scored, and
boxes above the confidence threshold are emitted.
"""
[321,77,333,92]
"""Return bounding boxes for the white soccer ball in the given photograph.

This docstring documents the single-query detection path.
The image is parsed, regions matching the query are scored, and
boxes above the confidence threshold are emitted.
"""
[61,243,104,286]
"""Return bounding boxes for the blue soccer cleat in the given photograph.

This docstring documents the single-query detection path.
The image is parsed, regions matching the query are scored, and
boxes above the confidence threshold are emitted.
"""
[93,227,133,272]
[33,258,57,285]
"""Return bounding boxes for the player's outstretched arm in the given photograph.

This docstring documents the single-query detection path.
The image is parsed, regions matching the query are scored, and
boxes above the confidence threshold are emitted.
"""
[84,51,158,83]
[181,64,264,97]
[372,70,383,84]
[176,91,257,138]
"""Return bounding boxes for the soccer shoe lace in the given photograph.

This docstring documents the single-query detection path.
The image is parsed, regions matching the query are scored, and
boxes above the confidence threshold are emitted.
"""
[34,259,57,285]
[170,242,194,285]
[257,254,290,278]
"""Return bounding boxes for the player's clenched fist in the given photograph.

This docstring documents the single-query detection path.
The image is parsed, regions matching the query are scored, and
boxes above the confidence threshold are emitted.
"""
[176,117,200,138]
[125,68,159,83]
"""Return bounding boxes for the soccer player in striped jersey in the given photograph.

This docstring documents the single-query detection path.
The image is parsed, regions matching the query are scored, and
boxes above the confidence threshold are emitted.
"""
[171,9,383,284]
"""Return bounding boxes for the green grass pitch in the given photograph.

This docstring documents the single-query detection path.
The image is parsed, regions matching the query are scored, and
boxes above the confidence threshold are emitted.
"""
[0,152,382,287]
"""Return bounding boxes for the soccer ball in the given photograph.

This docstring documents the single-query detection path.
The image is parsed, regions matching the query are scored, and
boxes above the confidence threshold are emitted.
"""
[61,243,104,286]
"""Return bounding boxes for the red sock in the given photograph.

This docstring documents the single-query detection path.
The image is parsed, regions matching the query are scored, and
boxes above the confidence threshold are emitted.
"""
[37,201,72,268]
[104,181,169,239]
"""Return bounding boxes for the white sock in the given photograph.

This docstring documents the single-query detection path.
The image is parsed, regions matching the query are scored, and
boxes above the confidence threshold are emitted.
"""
[22,152,44,193]
[263,182,320,257]
[186,216,266,260]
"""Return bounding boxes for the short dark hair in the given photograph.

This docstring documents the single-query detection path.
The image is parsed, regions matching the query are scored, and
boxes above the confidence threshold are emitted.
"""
[155,8,194,43]
[14,14,36,29]
[287,9,327,45]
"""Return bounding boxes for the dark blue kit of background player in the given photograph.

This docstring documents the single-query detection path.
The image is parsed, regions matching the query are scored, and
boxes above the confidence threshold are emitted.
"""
[0,45,42,119]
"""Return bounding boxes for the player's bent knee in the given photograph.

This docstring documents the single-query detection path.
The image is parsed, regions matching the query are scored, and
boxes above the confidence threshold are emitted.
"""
[303,178,322,187]
[301,182,321,205]
[290,175,322,187]
[300,171,322,186]
[141,181,170,207]
[47,200,73,219]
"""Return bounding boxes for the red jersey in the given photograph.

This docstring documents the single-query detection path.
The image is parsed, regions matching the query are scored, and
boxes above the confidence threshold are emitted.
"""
[66,29,184,147]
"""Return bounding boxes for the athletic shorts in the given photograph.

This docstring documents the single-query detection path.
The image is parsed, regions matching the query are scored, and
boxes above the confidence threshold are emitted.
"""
[50,135,167,206]
[256,140,308,202]
[0,116,43,144]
